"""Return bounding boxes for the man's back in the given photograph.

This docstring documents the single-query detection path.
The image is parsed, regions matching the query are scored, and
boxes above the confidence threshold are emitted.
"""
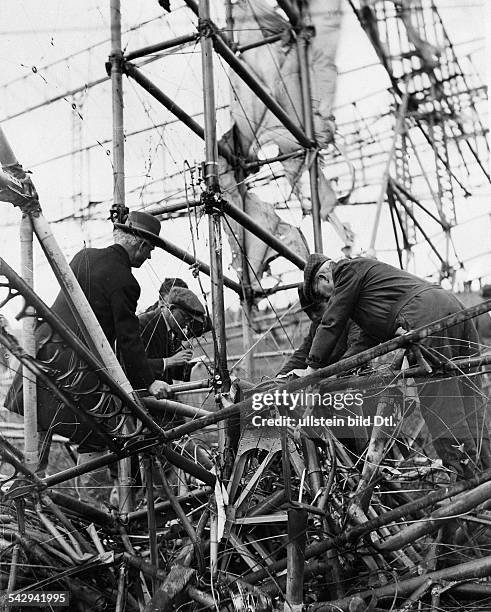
[50,245,138,344]
[49,243,153,389]
[331,258,435,341]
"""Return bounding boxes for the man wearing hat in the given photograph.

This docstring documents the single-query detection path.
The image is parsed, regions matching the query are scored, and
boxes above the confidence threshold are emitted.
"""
[139,285,209,385]
[6,211,171,492]
[299,254,491,478]
[142,277,189,315]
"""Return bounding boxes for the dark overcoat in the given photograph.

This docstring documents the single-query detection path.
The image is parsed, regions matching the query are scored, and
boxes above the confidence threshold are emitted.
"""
[5,244,155,451]
[306,257,490,470]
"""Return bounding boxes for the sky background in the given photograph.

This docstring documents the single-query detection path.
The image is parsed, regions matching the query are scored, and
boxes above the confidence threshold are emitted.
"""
[0,0,489,326]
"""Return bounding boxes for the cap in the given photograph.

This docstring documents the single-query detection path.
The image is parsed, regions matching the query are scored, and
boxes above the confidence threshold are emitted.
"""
[303,253,331,302]
[167,287,206,321]
[159,278,189,298]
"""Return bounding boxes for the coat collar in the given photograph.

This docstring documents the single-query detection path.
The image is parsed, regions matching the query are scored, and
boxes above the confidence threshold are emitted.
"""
[109,243,132,268]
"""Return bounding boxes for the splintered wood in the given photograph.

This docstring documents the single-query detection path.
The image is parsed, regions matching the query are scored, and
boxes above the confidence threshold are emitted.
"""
[2,376,491,611]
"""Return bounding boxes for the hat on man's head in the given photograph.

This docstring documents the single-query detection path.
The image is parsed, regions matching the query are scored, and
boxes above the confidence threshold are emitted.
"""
[167,287,206,321]
[159,278,188,298]
[303,253,331,302]
[167,287,208,335]
[113,211,162,246]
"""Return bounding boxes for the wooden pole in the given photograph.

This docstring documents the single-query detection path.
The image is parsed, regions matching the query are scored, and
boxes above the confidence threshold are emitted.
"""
[312,555,491,611]
[199,0,237,481]
[110,0,133,515]
[199,0,228,381]
[110,0,125,209]
[378,479,491,551]
[285,508,308,612]
[144,455,158,593]
[19,215,38,471]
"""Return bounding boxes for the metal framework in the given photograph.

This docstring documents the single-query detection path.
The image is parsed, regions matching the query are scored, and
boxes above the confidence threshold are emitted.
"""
[0,2,490,610]
[350,0,490,277]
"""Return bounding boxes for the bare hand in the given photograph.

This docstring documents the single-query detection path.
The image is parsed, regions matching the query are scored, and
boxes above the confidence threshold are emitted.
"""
[148,379,171,399]
[290,367,316,378]
[395,326,409,336]
[167,349,194,368]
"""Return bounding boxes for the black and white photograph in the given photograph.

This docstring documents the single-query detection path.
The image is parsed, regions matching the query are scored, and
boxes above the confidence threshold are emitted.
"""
[0,1,490,610]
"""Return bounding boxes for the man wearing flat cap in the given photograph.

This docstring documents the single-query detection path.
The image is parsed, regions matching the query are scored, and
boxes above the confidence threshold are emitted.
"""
[6,211,171,486]
[143,277,189,314]
[139,285,209,385]
[299,254,491,478]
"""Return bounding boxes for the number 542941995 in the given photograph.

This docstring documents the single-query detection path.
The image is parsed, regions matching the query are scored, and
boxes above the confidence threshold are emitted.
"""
[7,591,69,607]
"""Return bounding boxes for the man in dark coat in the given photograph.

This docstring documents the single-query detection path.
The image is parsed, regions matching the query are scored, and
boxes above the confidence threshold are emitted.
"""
[6,211,171,459]
[139,286,208,385]
[277,283,364,377]
[300,254,491,477]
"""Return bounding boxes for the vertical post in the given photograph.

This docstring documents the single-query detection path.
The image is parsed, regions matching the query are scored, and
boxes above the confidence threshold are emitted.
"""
[145,455,158,594]
[20,215,38,471]
[297,22,323,252]
[226,0,255,379]
[110,0,132,514]
[199,0,228,383]
[285,508,308,612]
[224,0,234,40]
[209,495,218,579]
[110,0,125,207]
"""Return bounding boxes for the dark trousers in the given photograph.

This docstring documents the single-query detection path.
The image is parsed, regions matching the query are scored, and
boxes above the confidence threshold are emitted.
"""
[396,290,491,470]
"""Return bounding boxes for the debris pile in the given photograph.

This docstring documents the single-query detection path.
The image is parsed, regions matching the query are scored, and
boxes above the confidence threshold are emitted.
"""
[1,346,491,611]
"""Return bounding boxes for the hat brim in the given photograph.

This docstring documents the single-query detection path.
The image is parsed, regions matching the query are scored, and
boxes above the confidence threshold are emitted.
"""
[113,222,161,247]
[170,303,206,323]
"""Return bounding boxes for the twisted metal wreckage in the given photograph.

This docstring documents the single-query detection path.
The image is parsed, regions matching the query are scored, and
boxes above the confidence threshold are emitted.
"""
[1,0,491,610]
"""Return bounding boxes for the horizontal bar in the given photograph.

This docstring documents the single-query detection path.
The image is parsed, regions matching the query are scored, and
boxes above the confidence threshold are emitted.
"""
[169,379,212,392]
[147,200,200,216]
[43,439,159,488]
[143,396,213,418]
[42,436,215,489]
[264,281,301,295]
[125,32,198,61]
[221,199,306,269]
[237,33,283,53]
[173,387,212,396]
[242,149,305,169]
[195,349,294,364]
